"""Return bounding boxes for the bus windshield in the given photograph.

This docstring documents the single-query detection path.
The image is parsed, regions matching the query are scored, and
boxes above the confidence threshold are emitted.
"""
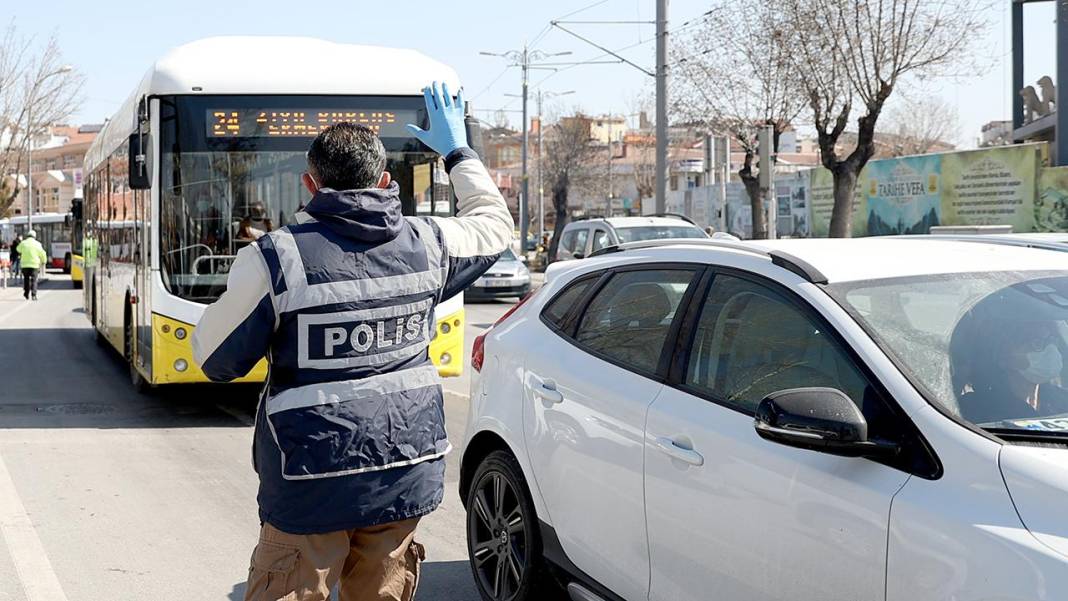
[159,95,450,303]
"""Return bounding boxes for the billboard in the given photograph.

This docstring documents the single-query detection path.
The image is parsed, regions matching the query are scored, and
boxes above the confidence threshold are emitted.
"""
[1036,166,1068,231]
[806,143,1045,237]
[865,154,941,235]
[941,145,1040,231]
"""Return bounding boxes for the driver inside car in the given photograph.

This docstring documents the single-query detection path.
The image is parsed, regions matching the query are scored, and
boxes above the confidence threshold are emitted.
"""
[954,295,1068,425]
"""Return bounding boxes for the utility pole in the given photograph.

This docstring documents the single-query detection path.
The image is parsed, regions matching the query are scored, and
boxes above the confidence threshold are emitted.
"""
[718,136,729,233]
[482,47,570,254]
[758,125,776,240]
[521,46,529,251]
[655,0,669,214]
[606,119,613,217]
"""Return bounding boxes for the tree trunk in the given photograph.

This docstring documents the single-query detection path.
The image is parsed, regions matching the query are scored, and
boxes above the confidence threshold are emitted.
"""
[547,184,570,262]
[739,150,767,239]
[827,167,858,238]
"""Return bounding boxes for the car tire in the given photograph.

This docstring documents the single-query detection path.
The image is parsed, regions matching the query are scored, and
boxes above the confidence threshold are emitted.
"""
[466,450,565,601]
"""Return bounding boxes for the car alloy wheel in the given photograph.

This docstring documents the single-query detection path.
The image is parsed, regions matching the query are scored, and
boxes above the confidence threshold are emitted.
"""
[470,468,527,600]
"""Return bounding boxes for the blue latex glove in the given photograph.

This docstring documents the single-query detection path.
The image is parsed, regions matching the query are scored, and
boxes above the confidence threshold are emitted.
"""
[406,81,469,156]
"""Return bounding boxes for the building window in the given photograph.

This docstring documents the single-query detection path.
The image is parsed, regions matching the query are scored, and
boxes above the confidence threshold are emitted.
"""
[46,159,56,170]
[64,155,77,168]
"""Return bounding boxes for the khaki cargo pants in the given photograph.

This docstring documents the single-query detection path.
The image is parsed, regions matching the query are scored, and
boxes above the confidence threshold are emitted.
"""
[243,517,425,601]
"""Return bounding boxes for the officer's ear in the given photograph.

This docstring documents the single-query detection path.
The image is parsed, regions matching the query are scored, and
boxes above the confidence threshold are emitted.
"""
[377,171,392,189]
[302,172,319,195]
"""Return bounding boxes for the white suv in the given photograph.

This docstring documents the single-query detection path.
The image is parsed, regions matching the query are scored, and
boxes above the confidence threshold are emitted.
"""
[460,237,1068,601]
[552,215,707,262]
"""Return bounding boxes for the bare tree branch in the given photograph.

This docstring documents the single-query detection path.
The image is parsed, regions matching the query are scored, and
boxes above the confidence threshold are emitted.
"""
[0,23,85,216]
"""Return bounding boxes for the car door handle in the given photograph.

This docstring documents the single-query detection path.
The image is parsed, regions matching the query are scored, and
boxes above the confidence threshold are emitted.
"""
[531,382,564,404]
[653,437,705,467]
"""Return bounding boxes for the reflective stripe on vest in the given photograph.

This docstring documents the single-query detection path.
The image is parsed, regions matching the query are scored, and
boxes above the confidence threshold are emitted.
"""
[267,364,441,416]
[270,218,444,313]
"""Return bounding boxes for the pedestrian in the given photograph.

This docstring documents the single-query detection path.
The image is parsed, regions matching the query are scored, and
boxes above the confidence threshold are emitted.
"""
[191,82,512,601]
[16,231,47,301]
[9,235,21,286]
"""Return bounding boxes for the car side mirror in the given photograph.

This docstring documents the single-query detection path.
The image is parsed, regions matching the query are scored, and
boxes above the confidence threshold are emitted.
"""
[518,255,528,263]
[572,252,585,260]
[754,388,899,458]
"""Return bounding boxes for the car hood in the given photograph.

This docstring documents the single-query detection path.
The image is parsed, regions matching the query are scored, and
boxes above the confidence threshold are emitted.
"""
[1000,445,1068,557]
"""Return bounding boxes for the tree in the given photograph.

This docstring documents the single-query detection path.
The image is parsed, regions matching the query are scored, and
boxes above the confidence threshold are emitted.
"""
[881,94,961,157]
[780,0,988,237]
[543,113,600,260]
[672,0,804,239]
[0,24,84,216]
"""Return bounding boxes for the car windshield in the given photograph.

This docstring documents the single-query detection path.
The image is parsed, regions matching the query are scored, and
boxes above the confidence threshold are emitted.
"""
[828,271,1068,437]
[615,225,706,243]
[498,248,517,261]
[158,95,441,303]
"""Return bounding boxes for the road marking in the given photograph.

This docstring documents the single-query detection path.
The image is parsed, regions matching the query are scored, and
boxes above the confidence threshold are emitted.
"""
[0,451,69,601]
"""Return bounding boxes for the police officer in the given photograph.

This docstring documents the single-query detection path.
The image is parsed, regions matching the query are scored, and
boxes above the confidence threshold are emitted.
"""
[192,82,512,601]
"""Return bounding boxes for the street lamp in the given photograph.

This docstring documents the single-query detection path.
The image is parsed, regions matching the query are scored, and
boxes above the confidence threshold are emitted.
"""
[481,48,571,254]
[26,64,73,230]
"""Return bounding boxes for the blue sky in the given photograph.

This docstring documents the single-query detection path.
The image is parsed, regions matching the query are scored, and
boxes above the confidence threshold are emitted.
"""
[7,0,1059,147]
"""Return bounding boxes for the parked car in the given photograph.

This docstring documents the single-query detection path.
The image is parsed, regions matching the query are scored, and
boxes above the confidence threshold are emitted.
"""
[467,248,532,300]
[461,236,1068,601]
[552,215,707,262]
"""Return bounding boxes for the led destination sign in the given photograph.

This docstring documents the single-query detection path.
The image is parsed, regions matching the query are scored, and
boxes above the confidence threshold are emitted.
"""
[207,109,418,138]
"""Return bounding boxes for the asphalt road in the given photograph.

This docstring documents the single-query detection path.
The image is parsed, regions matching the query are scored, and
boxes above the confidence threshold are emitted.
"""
[0,272,518,601]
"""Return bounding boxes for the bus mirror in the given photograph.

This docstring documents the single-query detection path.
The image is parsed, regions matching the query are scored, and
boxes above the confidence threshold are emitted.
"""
[128,133,151,190]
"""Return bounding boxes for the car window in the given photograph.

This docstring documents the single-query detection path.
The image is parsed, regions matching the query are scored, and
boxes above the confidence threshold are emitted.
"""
[686,274,871,415]
[614,225,706,243]
[575,269,696,374]
[557,230,578,260]
[591,229,611,252]
[572,229,590,258]
[542,277,595,330]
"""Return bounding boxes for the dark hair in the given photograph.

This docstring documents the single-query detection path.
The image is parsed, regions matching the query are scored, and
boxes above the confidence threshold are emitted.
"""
[306,123,387,190]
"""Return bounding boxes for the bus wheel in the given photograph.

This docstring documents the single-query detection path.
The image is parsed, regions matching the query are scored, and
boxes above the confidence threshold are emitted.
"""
[63,254,71,274]
[73,278,83,290]
[124,311,151,394]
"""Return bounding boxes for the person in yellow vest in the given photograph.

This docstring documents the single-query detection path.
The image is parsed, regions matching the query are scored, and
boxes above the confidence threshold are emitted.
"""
[16,230,48,301]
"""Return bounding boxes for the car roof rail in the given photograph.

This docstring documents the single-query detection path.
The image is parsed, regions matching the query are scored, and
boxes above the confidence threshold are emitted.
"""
[918,234,1068,253]
[588,238,829,284]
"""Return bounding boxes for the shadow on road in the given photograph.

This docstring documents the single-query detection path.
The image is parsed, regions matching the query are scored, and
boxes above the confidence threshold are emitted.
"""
[226,560,478,601]
[0,326,260,429]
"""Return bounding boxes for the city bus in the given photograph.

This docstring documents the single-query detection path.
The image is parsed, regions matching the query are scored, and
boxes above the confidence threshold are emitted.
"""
[1,213,74,272]
[83,37,466,391]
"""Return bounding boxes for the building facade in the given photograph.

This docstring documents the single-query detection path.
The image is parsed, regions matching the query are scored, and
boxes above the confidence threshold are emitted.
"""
[5,124,101,216]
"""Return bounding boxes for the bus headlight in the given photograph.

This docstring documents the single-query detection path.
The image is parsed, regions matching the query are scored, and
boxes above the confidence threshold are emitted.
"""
[161,324,171,334]
[440,322,451,335]
[174,327,187,340]
[174,358,188,372]
[440,352,452,365]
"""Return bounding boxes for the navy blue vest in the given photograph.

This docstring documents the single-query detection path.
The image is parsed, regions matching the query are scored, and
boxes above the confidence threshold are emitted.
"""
[251,185,450,533]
